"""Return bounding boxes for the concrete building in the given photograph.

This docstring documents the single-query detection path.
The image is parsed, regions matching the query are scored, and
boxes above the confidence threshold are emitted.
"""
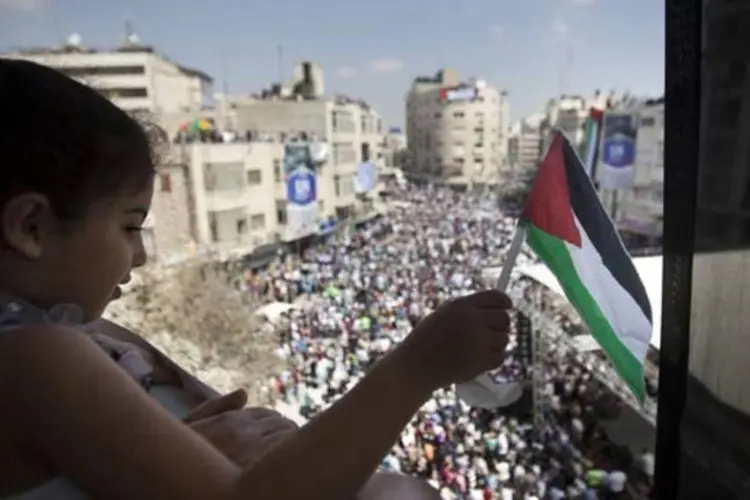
[536,92,616,157]
[3,33,214,135]
[381,127,408,168]
[228,93,385,222]
[405,68,508,187]
[507,112,546,174]
[6,41,388,262]
[611,98,664,242]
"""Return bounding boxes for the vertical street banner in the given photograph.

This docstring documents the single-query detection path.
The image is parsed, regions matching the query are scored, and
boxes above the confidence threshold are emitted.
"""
[598,112,638,189]
[355,162,378,193]
[284,144,318,238]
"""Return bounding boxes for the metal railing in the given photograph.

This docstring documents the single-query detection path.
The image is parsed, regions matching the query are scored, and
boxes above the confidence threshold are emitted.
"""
[517,301,658,426]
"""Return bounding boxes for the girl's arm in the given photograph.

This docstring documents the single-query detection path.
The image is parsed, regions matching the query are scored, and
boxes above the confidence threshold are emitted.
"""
[0,324,432,500]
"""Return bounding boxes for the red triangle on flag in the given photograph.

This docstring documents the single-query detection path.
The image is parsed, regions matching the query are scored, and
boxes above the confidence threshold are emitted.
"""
[521,133,582,247]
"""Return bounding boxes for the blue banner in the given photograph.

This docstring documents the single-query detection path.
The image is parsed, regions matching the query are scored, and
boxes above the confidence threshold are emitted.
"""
[284,144,318,238]
[599,113,637,189]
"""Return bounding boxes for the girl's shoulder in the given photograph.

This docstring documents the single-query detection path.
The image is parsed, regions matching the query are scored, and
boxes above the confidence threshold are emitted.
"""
[0,296,154,389]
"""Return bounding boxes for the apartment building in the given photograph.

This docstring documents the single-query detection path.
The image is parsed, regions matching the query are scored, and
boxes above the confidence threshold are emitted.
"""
[230,93,384,221]
[507,112,546,174]
[615,99,664,242]
[381,127,408,168]
[406,68,508,186]
[3,34,214,134]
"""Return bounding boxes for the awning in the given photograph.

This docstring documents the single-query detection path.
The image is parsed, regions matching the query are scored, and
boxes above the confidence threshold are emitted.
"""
[243,242,281,269]
[318,218,339,235]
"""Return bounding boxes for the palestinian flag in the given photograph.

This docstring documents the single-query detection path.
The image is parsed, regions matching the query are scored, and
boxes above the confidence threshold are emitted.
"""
[522,132,652,401]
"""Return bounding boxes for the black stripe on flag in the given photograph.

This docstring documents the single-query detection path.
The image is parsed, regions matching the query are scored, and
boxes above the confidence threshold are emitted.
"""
[560,135,653,322]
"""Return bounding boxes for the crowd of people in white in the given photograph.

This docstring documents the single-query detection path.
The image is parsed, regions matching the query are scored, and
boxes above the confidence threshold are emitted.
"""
[243,184,656,500]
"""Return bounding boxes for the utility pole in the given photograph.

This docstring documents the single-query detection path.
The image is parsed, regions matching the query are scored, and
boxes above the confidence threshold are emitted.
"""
[277,45,284,84]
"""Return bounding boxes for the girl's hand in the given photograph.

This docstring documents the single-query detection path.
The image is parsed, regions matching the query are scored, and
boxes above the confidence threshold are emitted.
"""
[185,390,299,467]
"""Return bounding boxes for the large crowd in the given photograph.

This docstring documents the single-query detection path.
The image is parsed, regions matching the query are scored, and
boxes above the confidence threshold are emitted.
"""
[244,185,656,500]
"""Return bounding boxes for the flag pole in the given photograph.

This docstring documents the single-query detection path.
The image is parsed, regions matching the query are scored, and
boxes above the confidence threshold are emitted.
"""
[454,223,528,410]
[495,223,527,291]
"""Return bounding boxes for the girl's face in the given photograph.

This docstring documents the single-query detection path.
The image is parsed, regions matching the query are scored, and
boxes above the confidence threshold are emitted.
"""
[0,183,153,322]
[54,185,153,320]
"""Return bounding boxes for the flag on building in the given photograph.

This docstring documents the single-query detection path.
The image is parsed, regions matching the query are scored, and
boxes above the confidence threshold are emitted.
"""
[580,107,604,179]
[521,131,652,401]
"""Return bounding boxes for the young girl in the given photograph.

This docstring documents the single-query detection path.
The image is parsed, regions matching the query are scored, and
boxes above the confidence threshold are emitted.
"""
[0,59,512,500]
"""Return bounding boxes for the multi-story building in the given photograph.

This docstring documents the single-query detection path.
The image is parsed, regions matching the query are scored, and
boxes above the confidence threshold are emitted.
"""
[229,91,385,222]
[507,112,546,174]
[405,68,508,187]
[612,98,664,243]
[381,127,408,168]
[3,33,214,135]
[6,43,388,262]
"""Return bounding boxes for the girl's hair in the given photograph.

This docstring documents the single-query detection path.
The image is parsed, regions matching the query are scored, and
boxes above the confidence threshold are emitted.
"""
[0,58,157,220]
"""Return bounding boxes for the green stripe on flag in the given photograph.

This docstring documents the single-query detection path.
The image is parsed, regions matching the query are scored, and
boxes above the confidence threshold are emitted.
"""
[525,223,646,402]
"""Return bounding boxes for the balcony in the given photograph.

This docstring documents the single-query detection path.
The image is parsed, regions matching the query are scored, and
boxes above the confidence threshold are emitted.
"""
[442,164,463,177]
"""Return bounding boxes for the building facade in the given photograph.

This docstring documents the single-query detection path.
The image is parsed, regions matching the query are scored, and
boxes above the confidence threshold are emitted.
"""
[230,95,385,222]
[507,112,546,175]
[4,37,214,135]
[405,68,508,186]
[381,127,408,168]
[6,43,388,262]
[614,99,665,241]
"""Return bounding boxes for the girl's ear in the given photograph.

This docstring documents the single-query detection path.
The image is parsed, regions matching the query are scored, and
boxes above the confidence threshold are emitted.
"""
[1,193,54,259]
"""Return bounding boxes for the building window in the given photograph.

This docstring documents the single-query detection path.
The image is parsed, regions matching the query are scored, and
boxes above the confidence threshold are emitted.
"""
[56,65,146,77]
[453,111,465,118]
[236,217,248,237]
[334,175,341,196]
[434,112,442,119]
[333,142,356,165]
[247,169,262,185]
[209,213,219,243]
[276,200,287,225]
[158,173,171,192]
[249,213,266,230]
[361,143,371,162]
[273,160,282,182]
[98,87,149,99]
[204,162,245,192]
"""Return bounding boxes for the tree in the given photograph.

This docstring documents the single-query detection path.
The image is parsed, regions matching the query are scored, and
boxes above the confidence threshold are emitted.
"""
[107,258,282,404]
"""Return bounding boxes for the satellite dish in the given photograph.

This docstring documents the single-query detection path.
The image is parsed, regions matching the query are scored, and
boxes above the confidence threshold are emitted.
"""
[67,33,82,47]
[127,32,140,45]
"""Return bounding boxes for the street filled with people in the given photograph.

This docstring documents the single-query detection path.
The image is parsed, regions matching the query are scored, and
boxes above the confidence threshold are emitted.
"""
[245,184,655,500]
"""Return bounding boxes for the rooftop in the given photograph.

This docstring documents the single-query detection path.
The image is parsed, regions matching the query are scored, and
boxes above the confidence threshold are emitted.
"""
[8,39,213,82]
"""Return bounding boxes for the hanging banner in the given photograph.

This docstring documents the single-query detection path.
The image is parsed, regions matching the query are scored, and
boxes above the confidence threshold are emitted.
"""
[355,162,378,193]
[284,144,318,239]
[598,112,637,189]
